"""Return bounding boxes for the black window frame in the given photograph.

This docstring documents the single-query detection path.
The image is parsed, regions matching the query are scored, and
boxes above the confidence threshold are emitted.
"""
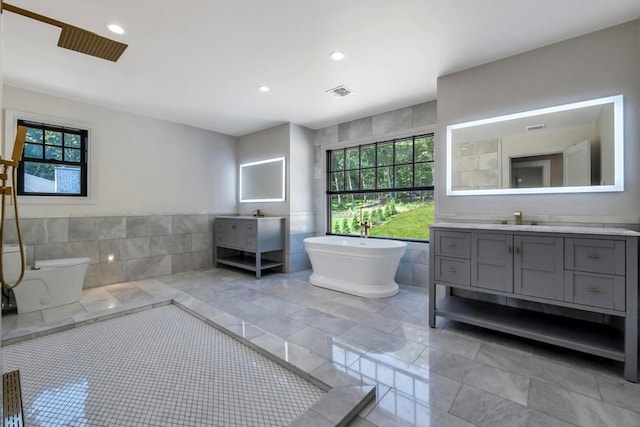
[16,119,88,197]
[326,133,435,242]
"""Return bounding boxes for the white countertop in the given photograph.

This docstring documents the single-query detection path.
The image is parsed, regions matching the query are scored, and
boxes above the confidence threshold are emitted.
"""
[431,222,640,237]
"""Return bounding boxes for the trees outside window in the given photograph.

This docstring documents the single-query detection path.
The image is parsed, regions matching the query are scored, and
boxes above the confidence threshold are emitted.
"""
[327,134,435,241]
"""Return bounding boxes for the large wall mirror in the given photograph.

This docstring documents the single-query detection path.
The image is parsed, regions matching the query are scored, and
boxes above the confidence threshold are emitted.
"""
[239,156,286,202]
[446,95,624,195]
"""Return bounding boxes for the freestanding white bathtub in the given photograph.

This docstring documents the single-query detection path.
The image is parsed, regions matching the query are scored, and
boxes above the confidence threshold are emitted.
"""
[304,235,407,298]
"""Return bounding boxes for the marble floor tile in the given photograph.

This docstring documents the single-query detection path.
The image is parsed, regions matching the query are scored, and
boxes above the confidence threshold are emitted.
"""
[460,359,530,406]
[376,388,474,427]
[249,311,308,337]
[393,322,432,345]
[425,329,483,359]
[350,351,461,412]
[311,361,370,389]
[596,373,640,412]
[250,331,328,373]
[341,324,426,364]
[451,384,541,427]
[251,295,307,315]
[41,302,87,324]
[310,385,375,425]
[476,342,602,400]
[376,304,431,328]
[528,378,640,427]
[329,293,392,314]
[288,326,360,359]
[413,347,471,382]
[291,308,357,335]
[1,310,45,332]
[335,306,403,334]
[80,297,123,313]
[79,287,113,302]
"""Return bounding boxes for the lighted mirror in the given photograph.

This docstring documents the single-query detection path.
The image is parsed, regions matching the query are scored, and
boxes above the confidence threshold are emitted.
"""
[239,157,286,202]
[446,95,624,195]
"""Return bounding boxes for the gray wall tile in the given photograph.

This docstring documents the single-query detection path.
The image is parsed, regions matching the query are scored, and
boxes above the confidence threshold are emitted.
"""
[395,261,413,285]
[412,263,429,287]
[151,234,191,256]
[290,252,311,273]
[6,218,69,245]
[192,233,213,251]
[84,262,127,288]
[338,117,372,142]
[172,252,196,273]
[126,216,172,238]
[126,255,172,281]
[372,107,413,135]
[69,217,126,242]
[412,100,437,128]
[99,237,150,262]
[314,125,338,146]
[34,241,99,264]
[172,215,211,234]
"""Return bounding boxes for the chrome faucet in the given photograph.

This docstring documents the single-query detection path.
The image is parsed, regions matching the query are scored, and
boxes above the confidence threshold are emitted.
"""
[514,211,523,225]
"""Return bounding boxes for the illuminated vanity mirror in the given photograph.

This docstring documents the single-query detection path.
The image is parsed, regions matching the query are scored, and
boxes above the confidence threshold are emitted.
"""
[239,156,286,202]
[446,95,623,195]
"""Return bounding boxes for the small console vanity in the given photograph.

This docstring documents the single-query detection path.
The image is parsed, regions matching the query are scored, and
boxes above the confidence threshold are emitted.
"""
[214,216,285,279]
[429,222,639,381]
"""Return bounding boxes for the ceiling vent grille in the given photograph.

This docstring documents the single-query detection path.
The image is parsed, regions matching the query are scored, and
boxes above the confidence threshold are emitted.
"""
[326,85,354,98]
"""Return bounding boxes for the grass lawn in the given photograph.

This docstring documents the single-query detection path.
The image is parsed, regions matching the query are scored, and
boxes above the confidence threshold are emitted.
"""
[369,203,434,240]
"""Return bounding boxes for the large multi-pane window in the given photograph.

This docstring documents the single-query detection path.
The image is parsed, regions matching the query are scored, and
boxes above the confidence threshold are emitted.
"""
[326,133,435,241]
[16,119,88,196]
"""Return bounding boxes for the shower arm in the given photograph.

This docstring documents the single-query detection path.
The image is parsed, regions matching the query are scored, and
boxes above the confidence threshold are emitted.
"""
[0,125,27,290]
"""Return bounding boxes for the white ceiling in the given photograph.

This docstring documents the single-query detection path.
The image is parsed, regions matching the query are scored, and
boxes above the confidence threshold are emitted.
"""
[2,0,640,137]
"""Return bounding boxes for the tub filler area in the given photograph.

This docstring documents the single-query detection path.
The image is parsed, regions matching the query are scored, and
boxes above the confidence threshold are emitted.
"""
[304,236,407,298]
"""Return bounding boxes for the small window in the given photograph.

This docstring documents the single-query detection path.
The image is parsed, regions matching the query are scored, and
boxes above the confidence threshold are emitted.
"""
[16,120,88,196]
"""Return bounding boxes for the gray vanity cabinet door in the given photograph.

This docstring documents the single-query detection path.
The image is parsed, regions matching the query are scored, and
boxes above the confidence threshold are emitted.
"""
[514,235,564,300]
[471,233,514,292]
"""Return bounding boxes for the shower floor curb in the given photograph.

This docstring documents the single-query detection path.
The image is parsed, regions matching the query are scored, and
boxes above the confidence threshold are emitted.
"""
[2,295,375,426]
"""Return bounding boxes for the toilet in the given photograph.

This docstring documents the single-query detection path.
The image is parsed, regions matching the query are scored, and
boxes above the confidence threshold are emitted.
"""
[2,244,91,314]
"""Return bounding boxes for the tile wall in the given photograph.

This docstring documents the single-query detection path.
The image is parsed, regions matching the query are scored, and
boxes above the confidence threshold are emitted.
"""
[4,215,214,288]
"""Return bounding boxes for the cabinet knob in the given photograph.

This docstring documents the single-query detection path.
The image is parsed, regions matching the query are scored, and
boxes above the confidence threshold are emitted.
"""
[508,245,512,254]
[587,287,601,293]
[447,267,457,273]
[515,247,521,255]
[587,253,601,259]
[447,242,456,247]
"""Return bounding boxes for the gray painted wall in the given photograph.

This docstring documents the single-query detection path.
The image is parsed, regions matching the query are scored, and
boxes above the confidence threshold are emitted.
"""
[437,20,640,226]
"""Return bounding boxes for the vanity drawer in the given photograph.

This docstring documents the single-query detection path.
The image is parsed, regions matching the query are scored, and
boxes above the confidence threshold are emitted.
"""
[434,231,471,259]
[564,271,625,311]
[245,236,257,250]
[565,238,625,275]
[245,222,257,236]
[435,256,471,286]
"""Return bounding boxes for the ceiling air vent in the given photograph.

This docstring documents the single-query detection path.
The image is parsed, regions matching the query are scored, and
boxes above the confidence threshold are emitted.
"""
[326,85,354,98]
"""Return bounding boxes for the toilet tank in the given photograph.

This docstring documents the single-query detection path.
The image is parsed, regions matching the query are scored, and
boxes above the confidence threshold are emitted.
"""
[2,245,25,283]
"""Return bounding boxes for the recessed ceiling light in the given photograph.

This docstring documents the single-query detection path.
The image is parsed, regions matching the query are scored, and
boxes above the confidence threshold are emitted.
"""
[107,23,125,35]
[258,85,270,92]
[330,51,345,61]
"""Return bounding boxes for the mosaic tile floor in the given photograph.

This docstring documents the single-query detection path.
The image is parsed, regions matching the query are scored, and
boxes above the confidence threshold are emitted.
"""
[2,305,325,426]
[4,267,640,426]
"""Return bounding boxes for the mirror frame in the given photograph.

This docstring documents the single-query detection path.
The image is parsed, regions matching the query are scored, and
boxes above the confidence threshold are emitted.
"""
[239,156,286,203]
[446,95,624,196]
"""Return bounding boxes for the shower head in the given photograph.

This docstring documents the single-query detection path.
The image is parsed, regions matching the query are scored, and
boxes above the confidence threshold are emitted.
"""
[2,3,128,62]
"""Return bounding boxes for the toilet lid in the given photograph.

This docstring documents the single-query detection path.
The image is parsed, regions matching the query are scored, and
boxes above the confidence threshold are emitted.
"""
[35,257,92,268]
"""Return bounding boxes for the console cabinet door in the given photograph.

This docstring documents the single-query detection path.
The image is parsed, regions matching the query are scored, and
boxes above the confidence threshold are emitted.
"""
[471,233,514,292]
[514,235,564,299]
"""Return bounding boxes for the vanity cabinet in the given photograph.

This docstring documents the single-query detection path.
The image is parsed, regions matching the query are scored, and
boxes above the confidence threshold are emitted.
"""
[429,223,639,382]
[214,216,284,279]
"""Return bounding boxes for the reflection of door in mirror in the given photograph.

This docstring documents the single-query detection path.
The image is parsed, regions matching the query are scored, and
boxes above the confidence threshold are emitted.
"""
[563,139,591,186]
[511,160,550,188]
